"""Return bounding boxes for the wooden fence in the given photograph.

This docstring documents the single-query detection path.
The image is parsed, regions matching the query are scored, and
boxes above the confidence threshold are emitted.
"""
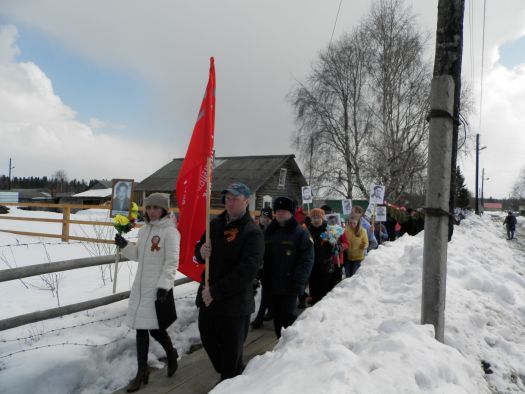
[0,254,194,331]
[0,202,227,244]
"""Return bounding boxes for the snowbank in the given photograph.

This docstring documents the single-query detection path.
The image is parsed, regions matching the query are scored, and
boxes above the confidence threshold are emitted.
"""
[0,211,524,393]
[213,213,525,393]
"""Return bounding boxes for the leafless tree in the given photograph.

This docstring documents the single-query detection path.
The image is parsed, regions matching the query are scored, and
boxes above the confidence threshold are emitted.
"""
[29,244,63,307]
[290,0,433,201]
[511,166,525,199]
[363,0,432,201]
[289,29,372,198]
[52,169,68,193]
[78,223,116,286]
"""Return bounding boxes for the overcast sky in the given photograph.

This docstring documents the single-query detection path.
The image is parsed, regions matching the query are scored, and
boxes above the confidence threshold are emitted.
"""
[0,0,524,198]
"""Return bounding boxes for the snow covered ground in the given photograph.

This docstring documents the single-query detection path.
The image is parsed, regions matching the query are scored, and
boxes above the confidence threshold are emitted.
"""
[213,212,525,394]
[0,208,524,393]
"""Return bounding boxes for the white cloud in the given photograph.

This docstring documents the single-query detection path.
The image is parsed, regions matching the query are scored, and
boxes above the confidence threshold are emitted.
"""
[1,2,525,196]
[0,24,20,64]
[460,60,525,198]
[88,117,107,129]
[0,25,172,181]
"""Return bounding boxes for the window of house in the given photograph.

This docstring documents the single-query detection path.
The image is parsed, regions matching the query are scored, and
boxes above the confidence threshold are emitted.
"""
[278,168,287,188]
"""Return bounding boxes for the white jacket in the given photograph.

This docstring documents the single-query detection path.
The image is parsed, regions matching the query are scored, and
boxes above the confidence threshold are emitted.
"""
[121,216,180,329]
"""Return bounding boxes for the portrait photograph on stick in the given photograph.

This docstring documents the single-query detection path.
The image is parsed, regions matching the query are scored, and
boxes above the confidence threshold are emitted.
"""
[369,184,385,205]
[110,179,134,217]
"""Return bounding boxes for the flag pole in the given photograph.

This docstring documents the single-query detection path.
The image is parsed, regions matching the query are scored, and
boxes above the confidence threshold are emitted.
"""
[205,155,212,287]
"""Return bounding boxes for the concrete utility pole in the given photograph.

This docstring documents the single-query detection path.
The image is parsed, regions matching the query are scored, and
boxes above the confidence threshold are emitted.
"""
[422,0,465,343]
[475,134,480,214]
[8,158,14,190]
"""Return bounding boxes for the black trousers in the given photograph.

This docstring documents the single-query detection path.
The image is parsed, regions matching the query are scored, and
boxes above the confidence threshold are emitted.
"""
[328,264,343,291]
[254,284,272,322]
[309,269,331,304]
[198,307,250,380]
[271,294,298,338]
[136,328,168,341]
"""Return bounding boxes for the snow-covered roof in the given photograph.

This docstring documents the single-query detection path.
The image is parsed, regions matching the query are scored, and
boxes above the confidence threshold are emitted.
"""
[72,188,112,198]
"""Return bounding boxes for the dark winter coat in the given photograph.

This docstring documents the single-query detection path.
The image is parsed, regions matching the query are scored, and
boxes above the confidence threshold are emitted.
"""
[262,217,314,296]
[195,210,264,316]
[308,223,335,274]
[504,215,517,230]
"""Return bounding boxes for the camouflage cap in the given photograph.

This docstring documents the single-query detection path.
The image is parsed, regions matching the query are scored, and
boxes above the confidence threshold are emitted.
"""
[221,182,251,198]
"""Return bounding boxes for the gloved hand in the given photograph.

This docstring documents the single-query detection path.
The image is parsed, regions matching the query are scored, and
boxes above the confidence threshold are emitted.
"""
[157,288,168,303]
[114,234,128,249]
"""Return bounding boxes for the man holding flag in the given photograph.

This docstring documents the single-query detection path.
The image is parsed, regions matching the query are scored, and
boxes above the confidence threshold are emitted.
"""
[195,183,264,381]
[175,58,263,382]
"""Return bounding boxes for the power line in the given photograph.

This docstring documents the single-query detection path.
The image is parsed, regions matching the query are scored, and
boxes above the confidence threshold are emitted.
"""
[479,0,487,133]
[329,0,344,47]
[469,0,475,83]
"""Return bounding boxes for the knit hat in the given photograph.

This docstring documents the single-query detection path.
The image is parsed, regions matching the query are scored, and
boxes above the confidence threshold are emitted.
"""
[309,208,325,218]
[144,193,170,211]
[273,197,295,214]
[320,204,333,214]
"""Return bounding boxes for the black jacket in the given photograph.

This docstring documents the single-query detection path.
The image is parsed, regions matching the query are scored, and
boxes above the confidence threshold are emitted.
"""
[308,223,334,274]
[504,215,517,230]
[263,217,314,295]
[195,210,264,316]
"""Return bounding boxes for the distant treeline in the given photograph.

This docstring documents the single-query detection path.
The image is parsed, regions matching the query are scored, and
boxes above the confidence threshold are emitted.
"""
[0,175,98,193]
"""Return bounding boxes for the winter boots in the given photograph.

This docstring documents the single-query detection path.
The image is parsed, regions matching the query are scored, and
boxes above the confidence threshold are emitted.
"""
[157,334,179,377]
[126,335,150,393]
[126,331,178,392]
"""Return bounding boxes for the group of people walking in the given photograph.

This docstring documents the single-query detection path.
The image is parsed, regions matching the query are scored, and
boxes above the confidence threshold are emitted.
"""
[113,182,402,391]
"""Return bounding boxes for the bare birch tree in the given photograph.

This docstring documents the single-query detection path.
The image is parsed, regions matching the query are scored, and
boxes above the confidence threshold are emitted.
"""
[289,29,372,198]
[290,0,433,201]
[364,0,431,201]
[512,166,525,199]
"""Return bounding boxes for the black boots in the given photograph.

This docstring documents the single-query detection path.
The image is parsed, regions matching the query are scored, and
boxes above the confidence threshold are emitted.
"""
[251,318,263,329]
[126,335,151,393]
[157,334,179,377]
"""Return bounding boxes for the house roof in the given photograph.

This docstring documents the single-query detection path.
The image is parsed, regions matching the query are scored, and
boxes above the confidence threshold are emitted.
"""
[136,154,305,193]
[9,188,53,200]
[484,202,503,209]
[89,180,112,189]
[73,188,112,198]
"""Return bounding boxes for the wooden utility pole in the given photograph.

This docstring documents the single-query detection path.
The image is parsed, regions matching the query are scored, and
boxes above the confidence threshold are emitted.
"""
[422,0,465,343]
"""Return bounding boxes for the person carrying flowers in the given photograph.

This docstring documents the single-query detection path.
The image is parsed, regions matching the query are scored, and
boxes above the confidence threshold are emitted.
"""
[307,208,348,305]
[344,212,369,278]
[114,193,180,392]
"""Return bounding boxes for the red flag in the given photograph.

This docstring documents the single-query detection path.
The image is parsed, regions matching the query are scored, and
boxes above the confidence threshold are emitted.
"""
[176,57,215,282]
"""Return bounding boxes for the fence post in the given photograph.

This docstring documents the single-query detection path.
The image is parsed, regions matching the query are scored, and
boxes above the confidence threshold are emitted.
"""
[61,206,70,242]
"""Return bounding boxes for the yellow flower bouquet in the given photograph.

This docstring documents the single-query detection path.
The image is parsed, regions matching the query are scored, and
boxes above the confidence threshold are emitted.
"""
[113,214,133,235]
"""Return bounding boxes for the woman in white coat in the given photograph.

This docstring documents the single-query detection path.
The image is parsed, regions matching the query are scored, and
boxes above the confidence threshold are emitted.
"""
[115,193,180,393]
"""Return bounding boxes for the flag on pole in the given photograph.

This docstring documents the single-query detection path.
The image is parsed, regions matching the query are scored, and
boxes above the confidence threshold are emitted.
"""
[175,57,215,282]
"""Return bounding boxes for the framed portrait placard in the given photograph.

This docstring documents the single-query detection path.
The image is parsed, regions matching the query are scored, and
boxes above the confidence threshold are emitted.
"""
[301,186,313,204]
[110,179,134,218]
[325,213,341,226]
[369,184,385,205]
[376,206,387,222]
[342,199,352,215]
